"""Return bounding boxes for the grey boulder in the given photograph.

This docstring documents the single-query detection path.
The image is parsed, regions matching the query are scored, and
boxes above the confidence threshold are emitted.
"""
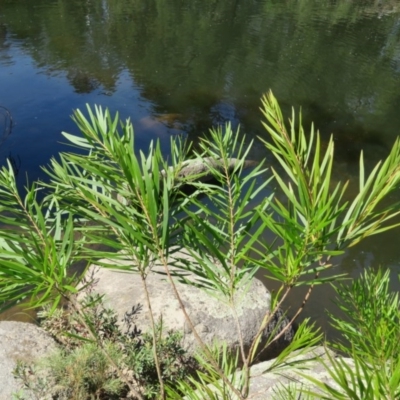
[0,321,56,400]
[186,346,355,399]
[84,250,294,359]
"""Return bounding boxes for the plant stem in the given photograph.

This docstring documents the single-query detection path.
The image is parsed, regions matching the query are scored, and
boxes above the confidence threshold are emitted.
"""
[140,269,165,399]
[67,295,144,400]
[159,252,245,399]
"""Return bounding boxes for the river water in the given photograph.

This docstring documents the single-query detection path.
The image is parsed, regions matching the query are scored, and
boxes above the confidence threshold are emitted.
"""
[1,0,400,334]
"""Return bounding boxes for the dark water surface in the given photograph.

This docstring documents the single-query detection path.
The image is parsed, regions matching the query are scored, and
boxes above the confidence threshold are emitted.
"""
[1,0,400,334]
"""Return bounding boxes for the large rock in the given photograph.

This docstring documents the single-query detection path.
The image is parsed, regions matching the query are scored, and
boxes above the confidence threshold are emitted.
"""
[186,346,355,399]
[0,321,56,400]
[83,250,294,359]
[247,346,352,398]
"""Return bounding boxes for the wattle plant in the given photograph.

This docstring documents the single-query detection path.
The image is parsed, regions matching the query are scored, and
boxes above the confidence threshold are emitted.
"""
[1,92,400,399]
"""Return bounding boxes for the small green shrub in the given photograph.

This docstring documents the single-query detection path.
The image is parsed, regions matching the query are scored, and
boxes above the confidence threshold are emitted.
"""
[330,268,400,361]
[299,268,400,400]
[128,325,198,399]
[12,362,51,400]
[45,341,125,400]
[14,293,198,399]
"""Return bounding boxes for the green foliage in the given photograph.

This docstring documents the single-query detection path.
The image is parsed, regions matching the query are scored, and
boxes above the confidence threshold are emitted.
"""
[166,92,400,397]
[170,319,322,400]
[38,292,123,350]
[176,123,271,299]
[299,268,400,400]
[129,326,197,399]
[2,92,400,399]
[44,105,187,268]
[330,268,400,361]
[272,382,315,400]
[0,163,84,314]
[166,342,245,400]
[15,294,197,399]
[14,341,125,400]
[259,92,400,286]
[262,319,322,375]
[45,341,124,400]
[12,362,51,400]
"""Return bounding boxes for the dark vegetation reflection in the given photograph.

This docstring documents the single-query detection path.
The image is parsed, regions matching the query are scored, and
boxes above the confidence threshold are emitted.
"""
[2,0,400,145]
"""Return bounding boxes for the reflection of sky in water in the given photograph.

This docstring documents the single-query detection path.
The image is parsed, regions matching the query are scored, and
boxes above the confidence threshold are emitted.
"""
[0,47,179,184]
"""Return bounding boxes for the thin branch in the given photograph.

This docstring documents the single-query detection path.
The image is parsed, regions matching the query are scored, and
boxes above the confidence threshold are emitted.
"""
[140,271,165,399]
[67,295,144,400]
